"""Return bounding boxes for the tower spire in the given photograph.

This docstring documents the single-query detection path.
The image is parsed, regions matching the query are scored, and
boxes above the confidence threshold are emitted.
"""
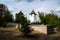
[29,10,37,15]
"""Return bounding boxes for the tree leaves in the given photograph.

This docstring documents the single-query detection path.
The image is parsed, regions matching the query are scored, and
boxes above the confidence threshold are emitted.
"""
[15,11,32,35]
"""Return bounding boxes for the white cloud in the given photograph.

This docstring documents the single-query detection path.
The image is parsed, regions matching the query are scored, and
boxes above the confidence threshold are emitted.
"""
[55,6,60,11]
[0,0,60,19]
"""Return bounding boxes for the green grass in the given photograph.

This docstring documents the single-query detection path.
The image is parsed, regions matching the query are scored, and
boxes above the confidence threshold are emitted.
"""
[0,27,60,40]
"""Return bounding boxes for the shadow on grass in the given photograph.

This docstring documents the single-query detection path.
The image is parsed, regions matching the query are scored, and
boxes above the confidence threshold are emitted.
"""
[0,30,60,40]
[15,33,60,40]
[15,33,40,40]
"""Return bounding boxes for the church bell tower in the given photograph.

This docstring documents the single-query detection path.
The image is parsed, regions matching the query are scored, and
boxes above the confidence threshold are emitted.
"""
[29,10,37,23]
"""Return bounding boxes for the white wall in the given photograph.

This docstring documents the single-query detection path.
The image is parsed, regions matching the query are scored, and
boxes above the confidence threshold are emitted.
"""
[30,14,36,23]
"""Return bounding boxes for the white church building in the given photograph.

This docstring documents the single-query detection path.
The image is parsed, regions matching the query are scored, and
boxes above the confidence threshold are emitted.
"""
[29,10,37,23]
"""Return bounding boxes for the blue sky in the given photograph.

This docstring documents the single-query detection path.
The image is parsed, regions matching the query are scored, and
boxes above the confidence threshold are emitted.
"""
[0,0,60,20]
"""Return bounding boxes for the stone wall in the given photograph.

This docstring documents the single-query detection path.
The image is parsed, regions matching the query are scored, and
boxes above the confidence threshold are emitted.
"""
[7,23,18,27]
[7,23,54,35]
[31,25,47,34]
[31,25,54,35]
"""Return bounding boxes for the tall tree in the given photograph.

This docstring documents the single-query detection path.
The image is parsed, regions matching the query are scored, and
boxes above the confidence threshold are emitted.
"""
[38,12,45,24]
[38,10,60,28]
[0,4,13,27]
[4,11,13,22]
[44,11,59,28]
[45,14,58,26]
[15,11,32,36]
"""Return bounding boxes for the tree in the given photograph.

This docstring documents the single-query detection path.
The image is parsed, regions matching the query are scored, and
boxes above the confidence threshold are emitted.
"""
[44,11,59,28]
[38,10,60,28]
[56,17,60,31]
[38,12,45,24]
[4,11,13,22]
[45,14,57,26]
[0,4,13,27]
[15,11,32,36]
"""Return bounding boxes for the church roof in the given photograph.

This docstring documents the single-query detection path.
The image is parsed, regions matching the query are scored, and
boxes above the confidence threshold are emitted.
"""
[29,10,37,15]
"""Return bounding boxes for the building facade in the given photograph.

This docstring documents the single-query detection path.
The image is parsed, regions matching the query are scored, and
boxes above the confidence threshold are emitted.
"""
[29,10,37,23]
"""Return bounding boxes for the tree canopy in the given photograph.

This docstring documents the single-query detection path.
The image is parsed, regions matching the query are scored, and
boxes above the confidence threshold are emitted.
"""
[38,11,60,28]
[0,4,13,27]
[38,12,45,24]
[15,11,32,36]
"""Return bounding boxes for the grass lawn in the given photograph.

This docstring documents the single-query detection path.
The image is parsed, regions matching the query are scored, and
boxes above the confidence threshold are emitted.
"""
[0,27,60,40]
